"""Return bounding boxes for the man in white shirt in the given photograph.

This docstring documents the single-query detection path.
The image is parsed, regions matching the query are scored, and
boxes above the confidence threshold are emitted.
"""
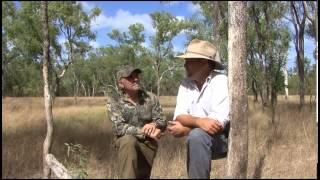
[168,39,230,179]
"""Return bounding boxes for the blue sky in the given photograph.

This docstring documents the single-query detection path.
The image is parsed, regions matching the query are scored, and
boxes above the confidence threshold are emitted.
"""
[78,1,197,53]
[14,1,317,70]
[78,1,316,70]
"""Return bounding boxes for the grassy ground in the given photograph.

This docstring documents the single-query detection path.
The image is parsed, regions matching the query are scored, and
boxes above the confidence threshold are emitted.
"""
[2,96,318,178]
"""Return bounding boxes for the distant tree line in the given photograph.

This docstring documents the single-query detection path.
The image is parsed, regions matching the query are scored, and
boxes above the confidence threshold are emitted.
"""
[2,2,317,106]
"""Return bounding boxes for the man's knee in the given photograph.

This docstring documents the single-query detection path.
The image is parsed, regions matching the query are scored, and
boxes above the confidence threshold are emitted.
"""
[117,135,138,150]
[187,128,210,145]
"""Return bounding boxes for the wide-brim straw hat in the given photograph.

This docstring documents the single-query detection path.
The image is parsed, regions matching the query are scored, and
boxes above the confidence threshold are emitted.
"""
[176,39,224,70]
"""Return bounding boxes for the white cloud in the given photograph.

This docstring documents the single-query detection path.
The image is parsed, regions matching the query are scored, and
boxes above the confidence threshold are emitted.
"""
[163,1,181,6]
[78,1,95,13]
[57,36,66,44]
[187,2,202,14]
[89,41,100,48]
[176,16,185,21]
[91,9,155,35]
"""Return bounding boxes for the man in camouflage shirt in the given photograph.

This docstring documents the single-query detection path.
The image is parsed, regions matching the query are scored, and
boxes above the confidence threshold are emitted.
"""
[106,65,167,178]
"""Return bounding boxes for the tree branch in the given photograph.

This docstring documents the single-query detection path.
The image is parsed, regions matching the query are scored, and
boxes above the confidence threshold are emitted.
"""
[303,1,315,24]
[291,2,301,26]
[57,60,73,78]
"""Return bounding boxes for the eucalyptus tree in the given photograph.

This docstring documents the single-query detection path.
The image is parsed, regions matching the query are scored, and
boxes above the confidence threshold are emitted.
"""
[49,1,100,97]
[2,1,18,96]
[288,1,307,110]
[303,1,318,61]
[247,1,290,108]
[149,11,187,97]
[108,23,146,67]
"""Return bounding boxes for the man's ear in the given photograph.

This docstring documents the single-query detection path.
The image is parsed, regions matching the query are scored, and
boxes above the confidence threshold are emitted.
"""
[118,80,124,89]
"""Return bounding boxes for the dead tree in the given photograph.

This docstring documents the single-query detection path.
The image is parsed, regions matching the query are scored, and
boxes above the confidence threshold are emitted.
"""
[41,1,54,178]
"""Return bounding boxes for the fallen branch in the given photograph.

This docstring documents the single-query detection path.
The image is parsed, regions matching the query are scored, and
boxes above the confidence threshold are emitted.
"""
[45,154,72,179]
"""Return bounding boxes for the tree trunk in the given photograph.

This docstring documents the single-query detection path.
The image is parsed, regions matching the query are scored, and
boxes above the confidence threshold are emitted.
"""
[283,67,289,99]
[92,75,96,97]
[73,73,78,105]
[81,81,86,97]
[157,79,161,97]
[290,1,306,110]
[297,35,305,110]
[271,86,277,124]
[227,1,248,178]
[212,1,221,48]
[41,1,53,178]
[252,80,258,102]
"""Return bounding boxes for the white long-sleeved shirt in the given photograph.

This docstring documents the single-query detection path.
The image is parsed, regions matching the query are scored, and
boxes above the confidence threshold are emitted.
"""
[173,71,230,129]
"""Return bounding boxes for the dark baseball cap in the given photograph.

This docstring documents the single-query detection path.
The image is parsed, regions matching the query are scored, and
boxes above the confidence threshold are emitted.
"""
[116,65,142,80]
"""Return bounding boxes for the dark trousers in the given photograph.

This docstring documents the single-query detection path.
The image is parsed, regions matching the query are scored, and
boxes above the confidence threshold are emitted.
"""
[186,128,228,179]
[115,135,158,179]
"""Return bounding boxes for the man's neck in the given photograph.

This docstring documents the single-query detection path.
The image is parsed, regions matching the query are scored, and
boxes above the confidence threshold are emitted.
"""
[125,90,139,105]
[193,69,212,91]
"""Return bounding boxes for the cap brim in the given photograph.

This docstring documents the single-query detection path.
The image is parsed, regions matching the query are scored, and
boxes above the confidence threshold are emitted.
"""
[132,68,142,74]
[123,68,142,78]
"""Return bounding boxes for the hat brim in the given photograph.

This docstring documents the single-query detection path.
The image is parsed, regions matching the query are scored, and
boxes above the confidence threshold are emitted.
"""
[176,52,225,70]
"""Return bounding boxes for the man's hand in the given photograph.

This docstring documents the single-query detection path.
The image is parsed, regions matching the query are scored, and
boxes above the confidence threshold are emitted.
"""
[196,118,222,135]
[148,128,163,140]
[167,121,191,138]
[142,123,156,136]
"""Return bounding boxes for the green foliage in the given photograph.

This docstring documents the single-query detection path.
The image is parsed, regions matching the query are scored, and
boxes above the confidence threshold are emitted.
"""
[2,1,315,98]
[246,1,291,101]
[3,58,42,96]
[108,23,145,67]
[63,143,89,179]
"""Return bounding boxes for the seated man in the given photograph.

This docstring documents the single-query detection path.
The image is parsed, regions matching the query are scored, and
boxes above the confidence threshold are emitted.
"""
[106,65,167,179]
[168,39,230,179]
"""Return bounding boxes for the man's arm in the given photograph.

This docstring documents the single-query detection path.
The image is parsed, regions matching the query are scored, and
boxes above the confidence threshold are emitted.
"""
[106,101,145,139]
[168,121,192,137]
[175,114,222,135]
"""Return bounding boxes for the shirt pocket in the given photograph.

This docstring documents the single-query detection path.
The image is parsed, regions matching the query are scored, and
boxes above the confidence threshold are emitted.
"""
[139,103,152,123]
[121,106,134,123]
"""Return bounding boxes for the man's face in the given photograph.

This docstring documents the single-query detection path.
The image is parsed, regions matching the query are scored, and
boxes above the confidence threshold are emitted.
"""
[184,59,208,78]
[119,71,141,92]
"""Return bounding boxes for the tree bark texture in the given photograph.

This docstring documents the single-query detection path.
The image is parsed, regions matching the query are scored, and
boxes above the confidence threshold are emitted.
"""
[41,1,54,178]
[227,1,248,178]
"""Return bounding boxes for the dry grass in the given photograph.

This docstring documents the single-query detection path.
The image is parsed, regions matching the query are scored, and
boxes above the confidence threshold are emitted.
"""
[2,96,318,178]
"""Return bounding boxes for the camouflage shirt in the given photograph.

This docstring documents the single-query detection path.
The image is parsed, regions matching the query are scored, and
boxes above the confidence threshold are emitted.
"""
[106,89,167,140]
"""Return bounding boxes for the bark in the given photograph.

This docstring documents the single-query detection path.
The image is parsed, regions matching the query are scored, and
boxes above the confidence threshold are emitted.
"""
[290,1,306,110]
[283,67,289,99]
[45,154,72,179]
[251,4,269,107]
[81,81,86,97]
[73,72,78,105]
[41,1,53,178]
[227,1,248,178]
[252,80,258,102]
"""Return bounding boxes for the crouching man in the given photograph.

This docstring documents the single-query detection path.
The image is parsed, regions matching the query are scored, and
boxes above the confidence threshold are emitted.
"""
[106,65,167,179]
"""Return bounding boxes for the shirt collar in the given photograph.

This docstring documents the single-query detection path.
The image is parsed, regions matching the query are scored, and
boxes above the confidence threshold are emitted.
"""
[120,89,148,105]
[186,70,218,88]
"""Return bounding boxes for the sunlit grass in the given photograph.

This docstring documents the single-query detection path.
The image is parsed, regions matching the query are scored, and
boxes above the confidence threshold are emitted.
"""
[2,96,317,178]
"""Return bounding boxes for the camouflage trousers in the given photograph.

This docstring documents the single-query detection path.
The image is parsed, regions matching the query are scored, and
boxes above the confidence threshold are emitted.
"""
[115,135,158,179]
